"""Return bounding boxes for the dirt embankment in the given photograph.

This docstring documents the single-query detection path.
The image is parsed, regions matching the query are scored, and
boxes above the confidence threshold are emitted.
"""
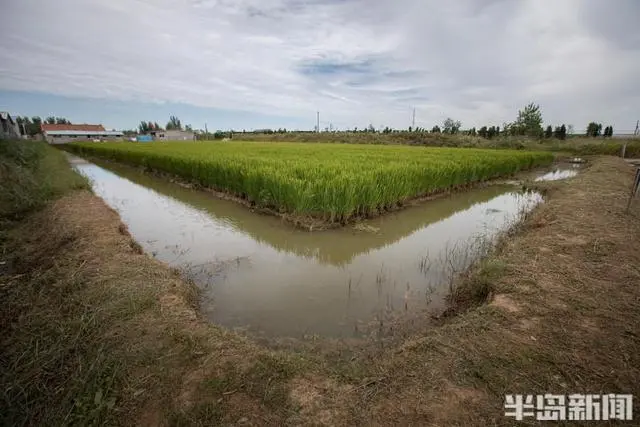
[2,150,640,425]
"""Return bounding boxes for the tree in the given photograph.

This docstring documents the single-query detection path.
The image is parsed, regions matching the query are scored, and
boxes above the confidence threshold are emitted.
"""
[586,122,602,137]
[185,124,193,132]
[431,125,441,133]
[603,125,614,137]
[487,126,497,139]
[45,116,56,124]
[512,103,543,137]
[166,115,182,130]
[443,118,462,134]
[16,116,42,136]
[567,124,574,136]
[478,126,488,138]
[553,124,567,140]
[31,117,42,135]
[138,121,163,133]
[544,125,553,139]
[55,117,71,124]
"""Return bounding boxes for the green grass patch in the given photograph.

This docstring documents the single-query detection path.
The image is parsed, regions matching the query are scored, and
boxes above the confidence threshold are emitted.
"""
[0,139,88,220]
[65,141,552,223]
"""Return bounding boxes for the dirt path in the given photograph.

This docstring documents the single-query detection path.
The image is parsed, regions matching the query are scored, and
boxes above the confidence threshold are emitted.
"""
[3,155,639,426]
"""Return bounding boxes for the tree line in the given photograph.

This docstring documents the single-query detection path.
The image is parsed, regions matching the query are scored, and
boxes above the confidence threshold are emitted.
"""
[378,103,615,140]
[13,116,72,137]
[12,109,617,140]
[134,116,193,134]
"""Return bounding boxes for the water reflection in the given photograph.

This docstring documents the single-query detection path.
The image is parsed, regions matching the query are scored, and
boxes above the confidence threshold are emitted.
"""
[535,168,579,182]
[70,155,542,338]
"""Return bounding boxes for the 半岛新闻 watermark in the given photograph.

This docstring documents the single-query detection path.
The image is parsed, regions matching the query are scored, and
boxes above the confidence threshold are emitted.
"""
[505,394,633,421]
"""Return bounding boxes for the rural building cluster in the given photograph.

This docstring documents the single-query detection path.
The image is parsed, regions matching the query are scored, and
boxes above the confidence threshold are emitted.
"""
[0,111,195,143]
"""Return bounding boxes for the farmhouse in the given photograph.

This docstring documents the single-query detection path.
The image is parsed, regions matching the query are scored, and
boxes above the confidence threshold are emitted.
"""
[149,129,195,141]
[0,112,21,139]
[42,124,124,144]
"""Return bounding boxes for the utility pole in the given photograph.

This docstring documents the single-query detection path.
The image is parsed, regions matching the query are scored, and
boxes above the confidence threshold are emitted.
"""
[622,120,638,158]
[412,108,416,129]
[316,111,320,133]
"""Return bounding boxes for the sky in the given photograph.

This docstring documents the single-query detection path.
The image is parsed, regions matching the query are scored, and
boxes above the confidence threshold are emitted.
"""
[1,0,639,132]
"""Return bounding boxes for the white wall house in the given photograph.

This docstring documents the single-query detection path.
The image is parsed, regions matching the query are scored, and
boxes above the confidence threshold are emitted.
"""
[42,124,124,144]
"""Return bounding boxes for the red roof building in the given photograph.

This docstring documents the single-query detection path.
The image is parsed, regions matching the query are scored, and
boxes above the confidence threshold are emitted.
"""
[41,123,123,144]
[41,123,106,132]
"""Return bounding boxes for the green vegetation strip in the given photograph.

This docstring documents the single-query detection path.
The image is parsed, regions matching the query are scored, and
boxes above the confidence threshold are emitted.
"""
[66,141,553,222]
[0,140,89,220]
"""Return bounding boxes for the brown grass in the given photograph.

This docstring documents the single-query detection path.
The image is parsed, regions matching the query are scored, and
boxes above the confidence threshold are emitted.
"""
[0,192,304,426]
[2,151,640,425]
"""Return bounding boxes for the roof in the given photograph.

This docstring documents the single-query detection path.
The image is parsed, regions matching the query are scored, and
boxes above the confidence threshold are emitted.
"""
[0,112,16,124]
[45,130,123,136]
[151,129,194,133]
[41,123,106,133]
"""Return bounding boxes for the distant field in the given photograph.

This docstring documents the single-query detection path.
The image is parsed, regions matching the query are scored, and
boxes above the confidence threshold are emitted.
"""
[244,132,640,157]
[66,141,553,224]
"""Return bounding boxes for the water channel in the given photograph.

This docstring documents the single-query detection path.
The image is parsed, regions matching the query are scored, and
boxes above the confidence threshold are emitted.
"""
[69,155,564,338]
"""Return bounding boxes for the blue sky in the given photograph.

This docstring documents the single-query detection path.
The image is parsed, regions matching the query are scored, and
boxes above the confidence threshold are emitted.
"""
[1,0,639,132]
[0,90,310,131]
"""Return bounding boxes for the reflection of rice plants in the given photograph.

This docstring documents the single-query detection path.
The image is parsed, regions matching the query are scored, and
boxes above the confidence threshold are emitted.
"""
[180,256,251,289]
[417,190,541,299]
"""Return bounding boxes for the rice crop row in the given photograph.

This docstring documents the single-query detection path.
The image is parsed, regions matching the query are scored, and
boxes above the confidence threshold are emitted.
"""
[65,141,553,223]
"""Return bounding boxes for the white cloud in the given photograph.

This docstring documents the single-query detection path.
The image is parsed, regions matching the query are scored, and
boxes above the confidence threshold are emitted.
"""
[1,0,639,130]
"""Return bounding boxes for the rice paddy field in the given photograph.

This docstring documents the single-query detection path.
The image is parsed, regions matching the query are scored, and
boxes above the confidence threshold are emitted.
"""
[65,141,553,223]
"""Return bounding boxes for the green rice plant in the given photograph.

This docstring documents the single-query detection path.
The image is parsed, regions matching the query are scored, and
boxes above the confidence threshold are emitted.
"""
[64,141,553,223]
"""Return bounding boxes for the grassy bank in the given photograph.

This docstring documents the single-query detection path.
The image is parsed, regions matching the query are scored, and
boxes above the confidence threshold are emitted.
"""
[244,131,640,157]
[64,141,552,225]
[0,139,89,220]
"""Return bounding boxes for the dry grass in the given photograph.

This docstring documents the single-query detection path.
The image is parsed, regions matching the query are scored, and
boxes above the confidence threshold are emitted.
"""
[3,144,640,425]
[0,192,306,426]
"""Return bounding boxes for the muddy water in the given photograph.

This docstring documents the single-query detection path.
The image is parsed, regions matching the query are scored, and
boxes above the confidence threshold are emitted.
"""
[70,155,543,338]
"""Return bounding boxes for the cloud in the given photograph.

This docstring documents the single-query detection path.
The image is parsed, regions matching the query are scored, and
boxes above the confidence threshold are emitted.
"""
[1,0,639,130]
